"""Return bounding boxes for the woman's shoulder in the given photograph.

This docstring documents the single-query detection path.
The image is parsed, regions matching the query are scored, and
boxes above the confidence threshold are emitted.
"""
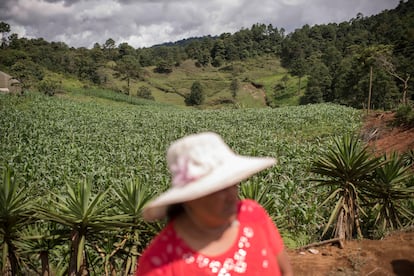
[138,222,184,273]
[140,222,176,258]
[239,199,268,219]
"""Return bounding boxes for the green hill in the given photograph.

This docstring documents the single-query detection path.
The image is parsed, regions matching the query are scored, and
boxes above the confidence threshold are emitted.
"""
[68,56,305,109]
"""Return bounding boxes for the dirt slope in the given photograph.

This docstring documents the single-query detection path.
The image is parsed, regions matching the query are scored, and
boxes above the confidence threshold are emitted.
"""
[362,111,414,155]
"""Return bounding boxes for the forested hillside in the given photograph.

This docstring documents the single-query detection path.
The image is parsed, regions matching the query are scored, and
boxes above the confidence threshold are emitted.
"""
[0,0,413,109]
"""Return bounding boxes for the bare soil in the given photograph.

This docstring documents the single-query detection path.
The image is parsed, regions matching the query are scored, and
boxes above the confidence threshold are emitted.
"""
[287,111,414,276]
[362,111,414,155]
[288,229,414,276]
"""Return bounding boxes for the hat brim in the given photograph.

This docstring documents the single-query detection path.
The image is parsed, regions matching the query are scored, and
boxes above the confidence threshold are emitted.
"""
[142,155,276,221]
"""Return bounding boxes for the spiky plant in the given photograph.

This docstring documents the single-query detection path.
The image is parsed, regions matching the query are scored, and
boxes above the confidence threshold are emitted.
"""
[401,149,414,167]
[35,180,129,276]
[112,178,154,276]
[364,153,414,233]
[0,165,35,276]
[311,134,382,240]
[16,222,66,276]
[240,177,275,216]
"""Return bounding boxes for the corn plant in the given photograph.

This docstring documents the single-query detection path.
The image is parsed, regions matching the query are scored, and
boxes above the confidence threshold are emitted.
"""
[1,92,372,271]
[310,134,383,240]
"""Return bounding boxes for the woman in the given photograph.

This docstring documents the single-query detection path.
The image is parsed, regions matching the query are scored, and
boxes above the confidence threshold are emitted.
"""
[137,132,293,275]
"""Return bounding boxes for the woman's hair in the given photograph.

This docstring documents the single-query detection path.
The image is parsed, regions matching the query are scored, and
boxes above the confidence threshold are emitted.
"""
[166,203,185,221]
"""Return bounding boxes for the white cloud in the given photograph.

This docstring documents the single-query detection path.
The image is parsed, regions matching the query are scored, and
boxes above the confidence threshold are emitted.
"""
[9,0,72,21]
[281,0,306,6]
[0,0,401,48]
[75,0,122,21]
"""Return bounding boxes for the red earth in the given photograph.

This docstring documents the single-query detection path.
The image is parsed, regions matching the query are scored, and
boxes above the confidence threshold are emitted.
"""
[287,111,414,276]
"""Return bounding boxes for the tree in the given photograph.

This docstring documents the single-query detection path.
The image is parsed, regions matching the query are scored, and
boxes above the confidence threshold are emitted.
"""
[273,83,287,101]
[376,51,411,105]
[118,42,135,59]
[185,81,205,106]
[195,51,211,67]
[211,40,225,67]
[289,55,307,95]
[154,60,173,74]
[301,59,331,104]
[0,21,10,48]
[10,59,44,93]
[114,55,141,95]
[90,43,105,65]
[74,50,101,84]
[230,79,240,99]
[103,38,116,60]
[224,41,238,61]
[37,79,61,96]
[349,45,400,112]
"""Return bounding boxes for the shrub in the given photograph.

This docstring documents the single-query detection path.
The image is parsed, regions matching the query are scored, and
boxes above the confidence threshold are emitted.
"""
[137,86,154,100]
[185,81,204,106]
[37,79,60,96]
[154,60,173,74]
[394,104,414,127]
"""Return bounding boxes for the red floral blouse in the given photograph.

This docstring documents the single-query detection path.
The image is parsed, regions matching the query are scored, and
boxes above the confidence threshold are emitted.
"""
[136,199,284,275]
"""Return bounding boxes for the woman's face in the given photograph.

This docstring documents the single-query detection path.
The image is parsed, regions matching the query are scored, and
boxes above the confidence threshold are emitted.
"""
[184,185,239,227]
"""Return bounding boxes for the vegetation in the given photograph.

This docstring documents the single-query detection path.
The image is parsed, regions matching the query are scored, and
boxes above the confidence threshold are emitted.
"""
[0,1,413,274]
[0,1,412,108]
[136,86,154,100]
[0,166,36,275]
[394,104,414,127]
[1,91,385,274]
[366,153,414,233]
[185,81,205,105]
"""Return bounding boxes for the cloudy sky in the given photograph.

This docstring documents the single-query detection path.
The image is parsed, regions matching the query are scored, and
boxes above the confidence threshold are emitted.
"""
[0,0,400,49]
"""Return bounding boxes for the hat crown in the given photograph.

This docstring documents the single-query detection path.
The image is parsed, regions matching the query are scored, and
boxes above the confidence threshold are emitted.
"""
[167,132,234,187]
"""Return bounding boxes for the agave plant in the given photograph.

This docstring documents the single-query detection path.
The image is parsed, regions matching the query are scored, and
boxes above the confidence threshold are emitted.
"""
[15,222,66,276]
[363,153,414,233]
[311,134,382,240]
[112,178,154,276]
[401,149,414,167]
[239,176,275,215]
[35,180,129,276]
[0,165,35,276]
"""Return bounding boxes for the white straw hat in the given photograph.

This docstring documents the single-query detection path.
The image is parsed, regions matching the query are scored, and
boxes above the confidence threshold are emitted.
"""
[142,132,276,221]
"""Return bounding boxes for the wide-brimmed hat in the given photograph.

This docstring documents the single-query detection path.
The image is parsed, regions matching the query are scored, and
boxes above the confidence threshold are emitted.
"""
[142,132,276,221]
